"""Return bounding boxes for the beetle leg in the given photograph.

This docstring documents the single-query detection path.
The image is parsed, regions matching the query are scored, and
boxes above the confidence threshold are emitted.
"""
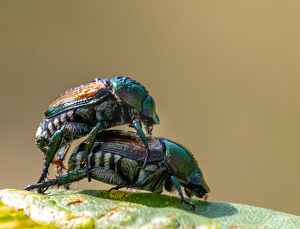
[26,169,87,192]
[55,143,72,177]
[84,123,101,182]
[55,143,72,190]
[57,143,72,164]
[133,121,150,168]
[171,175,196,212]
[140,168,167,186]
[36,161,51,193]
[37,129,63,190]
[26,167,126,192]
[37,122,92,190]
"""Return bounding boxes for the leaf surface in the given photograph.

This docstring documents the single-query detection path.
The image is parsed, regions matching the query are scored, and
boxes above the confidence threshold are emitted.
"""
[0,189,298,229]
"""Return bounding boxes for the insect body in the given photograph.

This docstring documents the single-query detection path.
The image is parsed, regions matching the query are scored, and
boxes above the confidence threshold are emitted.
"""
[35,76,159,187]
[26,130,210,212]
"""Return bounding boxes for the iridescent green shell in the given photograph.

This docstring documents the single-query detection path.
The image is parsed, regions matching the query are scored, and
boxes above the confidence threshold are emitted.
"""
[111,77,148,111]
[163,140,198,179]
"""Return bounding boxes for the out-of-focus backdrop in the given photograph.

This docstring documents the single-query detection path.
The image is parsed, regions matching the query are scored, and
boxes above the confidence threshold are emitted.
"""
[1,1,300,216]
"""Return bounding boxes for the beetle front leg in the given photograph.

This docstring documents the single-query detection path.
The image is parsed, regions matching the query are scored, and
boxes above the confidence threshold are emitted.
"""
[171,175,196,212]
[37,122,92,191]
[37,129,63,187]
[133,121,150,168]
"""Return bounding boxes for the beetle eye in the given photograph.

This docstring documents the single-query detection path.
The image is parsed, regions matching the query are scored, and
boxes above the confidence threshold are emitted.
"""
[190,176,199,185]
[142,108,150,116]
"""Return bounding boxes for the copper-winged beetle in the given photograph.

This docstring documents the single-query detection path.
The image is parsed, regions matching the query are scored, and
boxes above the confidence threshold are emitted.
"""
[35,76,159,188]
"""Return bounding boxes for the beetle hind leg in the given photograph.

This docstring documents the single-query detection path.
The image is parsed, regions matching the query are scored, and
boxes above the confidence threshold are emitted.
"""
[26,169,87,193]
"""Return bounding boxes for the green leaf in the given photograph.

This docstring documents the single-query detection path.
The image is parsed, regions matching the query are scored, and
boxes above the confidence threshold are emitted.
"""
[0,199,54,229]
[0,188,299,229]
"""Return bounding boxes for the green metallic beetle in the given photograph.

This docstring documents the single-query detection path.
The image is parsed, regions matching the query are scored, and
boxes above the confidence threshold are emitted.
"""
[35,76,159,189]
[26,130,210,212]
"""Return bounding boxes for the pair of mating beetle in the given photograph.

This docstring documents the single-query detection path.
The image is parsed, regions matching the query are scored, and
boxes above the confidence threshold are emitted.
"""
[25,76,210,211]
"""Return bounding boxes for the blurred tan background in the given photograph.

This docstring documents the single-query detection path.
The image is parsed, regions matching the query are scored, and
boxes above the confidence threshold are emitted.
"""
[1,1,300,216]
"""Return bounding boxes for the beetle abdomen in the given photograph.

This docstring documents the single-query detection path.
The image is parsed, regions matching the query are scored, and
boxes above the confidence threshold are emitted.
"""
[71,150,121,171]
[36,113,92,151]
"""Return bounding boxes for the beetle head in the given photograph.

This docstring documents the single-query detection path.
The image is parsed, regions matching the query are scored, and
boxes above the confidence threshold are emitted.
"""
[142,95,160,125]
[111,76,160,131]
[163,140,210,199]
[184,168,210,199]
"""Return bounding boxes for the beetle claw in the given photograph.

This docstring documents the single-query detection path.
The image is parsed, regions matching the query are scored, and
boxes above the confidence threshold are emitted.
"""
[181,197,196,212]
[180,195,196,212]
[190,203,196,212]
